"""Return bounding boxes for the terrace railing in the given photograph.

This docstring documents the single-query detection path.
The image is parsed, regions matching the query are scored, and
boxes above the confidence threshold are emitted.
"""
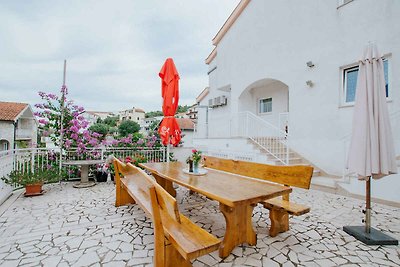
[0,146,167,181]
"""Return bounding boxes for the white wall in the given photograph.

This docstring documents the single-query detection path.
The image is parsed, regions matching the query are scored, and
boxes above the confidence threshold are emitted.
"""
[199,0,400,175]
[181,130,194,148]
[0,122,14,149]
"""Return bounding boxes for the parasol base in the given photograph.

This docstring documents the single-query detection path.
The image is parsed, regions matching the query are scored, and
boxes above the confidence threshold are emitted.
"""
[343,226,398,245]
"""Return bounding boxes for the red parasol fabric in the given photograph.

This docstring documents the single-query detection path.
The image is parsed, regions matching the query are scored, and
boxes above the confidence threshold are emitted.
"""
[158,58,181,146]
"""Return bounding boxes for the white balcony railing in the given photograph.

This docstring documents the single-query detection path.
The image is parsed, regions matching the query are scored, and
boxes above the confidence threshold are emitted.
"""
[15,128,34,140]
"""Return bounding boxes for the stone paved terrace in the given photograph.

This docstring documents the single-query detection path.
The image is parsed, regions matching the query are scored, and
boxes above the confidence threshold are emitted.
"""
[0,181,399,267]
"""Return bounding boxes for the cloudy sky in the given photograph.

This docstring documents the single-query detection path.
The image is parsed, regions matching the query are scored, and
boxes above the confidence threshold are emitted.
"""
[0,1,239,113]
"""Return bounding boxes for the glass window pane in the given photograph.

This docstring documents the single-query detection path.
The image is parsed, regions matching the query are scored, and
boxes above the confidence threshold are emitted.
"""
[266,98,272,112]
[384,59,389,97]
[259,98,272,113]
[346,68,358,103]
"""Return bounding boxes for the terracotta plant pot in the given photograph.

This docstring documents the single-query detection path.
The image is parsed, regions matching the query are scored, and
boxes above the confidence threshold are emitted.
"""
[24,183,44,197]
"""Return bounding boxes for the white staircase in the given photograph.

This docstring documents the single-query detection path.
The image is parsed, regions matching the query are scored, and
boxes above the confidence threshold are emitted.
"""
[248,137,322,177]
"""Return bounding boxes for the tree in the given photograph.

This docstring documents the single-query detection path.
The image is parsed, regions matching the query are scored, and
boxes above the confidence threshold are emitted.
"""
[145,110,163,118]
[104,116,119,127]
[89,123,109,140]
[177,105,189,113]
[118,120,140,137]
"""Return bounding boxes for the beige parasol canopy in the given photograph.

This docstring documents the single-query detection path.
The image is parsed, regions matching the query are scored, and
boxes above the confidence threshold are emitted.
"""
[347,43,397,180]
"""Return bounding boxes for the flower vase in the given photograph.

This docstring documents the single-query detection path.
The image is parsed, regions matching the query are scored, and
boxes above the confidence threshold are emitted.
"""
[193,162,199,173]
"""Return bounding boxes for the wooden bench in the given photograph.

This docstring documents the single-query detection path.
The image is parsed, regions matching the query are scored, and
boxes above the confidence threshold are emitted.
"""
[113,158,221,266]
[204,156,314,237]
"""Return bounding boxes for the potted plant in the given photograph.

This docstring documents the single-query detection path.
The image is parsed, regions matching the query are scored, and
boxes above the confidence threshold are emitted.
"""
[95,164,108,182]
[1,167,58,196]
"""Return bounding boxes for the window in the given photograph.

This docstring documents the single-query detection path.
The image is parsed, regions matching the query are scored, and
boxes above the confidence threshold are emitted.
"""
[343,58,389,104]
[259,98,272,113]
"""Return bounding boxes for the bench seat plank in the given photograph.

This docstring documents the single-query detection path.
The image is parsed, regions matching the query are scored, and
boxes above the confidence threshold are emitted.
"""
[164,214,221,260]
[121,176,153,217]
[263,197,310,216]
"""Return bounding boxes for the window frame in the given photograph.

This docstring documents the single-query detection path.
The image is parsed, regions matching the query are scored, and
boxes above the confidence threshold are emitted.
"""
[258,97,273,114]
[341,57,390,107]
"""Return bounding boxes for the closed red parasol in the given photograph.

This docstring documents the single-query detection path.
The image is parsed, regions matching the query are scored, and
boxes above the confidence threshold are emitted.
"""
[158,58,181,146]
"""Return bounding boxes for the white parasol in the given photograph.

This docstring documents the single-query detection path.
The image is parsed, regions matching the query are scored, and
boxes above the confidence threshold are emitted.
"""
[344,43,397,245]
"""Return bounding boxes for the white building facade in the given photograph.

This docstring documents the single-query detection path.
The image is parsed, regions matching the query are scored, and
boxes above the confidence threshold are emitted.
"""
[195,0,400,179]
[0,102,38,150]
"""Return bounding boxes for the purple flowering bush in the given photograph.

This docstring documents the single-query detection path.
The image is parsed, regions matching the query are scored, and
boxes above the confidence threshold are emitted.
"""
[35,86,102,158]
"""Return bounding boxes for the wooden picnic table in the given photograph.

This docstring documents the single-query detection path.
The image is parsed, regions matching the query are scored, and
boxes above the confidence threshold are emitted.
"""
[140,161,292,258]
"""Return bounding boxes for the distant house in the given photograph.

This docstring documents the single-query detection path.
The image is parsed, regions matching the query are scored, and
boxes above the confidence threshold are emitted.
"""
[84,111,116,126]
[142,116,163,133]
[119,107,145,126]
[176,118,195,147]
[0,102,38,150]
[186,103,198,123]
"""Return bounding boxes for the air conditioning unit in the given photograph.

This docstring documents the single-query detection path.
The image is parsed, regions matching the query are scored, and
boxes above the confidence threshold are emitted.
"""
[214,96,221,106]
[221,95,227,106]
[208,98,214,107]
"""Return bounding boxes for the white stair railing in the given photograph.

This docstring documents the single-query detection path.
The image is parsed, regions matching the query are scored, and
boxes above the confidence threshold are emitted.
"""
[194,111,290,164]
[234,111,289,165]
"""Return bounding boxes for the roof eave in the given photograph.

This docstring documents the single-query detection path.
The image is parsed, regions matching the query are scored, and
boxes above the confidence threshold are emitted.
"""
[212,0,251,46]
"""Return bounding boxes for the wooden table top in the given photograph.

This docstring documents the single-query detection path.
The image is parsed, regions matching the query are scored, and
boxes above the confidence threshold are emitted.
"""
[140,162,292,207]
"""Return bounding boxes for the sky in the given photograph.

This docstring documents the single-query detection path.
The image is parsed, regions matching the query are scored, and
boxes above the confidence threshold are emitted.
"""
[0,0,240,113]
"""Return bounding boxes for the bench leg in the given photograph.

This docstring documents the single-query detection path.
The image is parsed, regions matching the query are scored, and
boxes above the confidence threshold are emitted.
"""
[269,208,289,237]
[163,239,192,267]
[115,184,135,207]
[219,203,257,258]
[153,174,177,197]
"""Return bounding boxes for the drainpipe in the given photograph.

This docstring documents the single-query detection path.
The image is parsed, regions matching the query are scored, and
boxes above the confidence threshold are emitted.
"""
[13,120,18,149]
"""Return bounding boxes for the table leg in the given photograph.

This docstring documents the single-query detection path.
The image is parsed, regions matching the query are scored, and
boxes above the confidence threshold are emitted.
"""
[81,165,89,183]
[153,173,176,197]
[73,165,96,188]
[219,203,257,258]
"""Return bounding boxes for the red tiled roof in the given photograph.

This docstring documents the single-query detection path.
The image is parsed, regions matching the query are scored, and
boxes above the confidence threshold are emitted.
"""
[176,118,195,130]
[135,108,145,113]
[0,102,28,121]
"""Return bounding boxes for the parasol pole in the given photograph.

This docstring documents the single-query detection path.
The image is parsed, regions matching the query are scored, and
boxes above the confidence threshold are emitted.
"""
[59,60,67,175]
[365,176,371,233]
[167,140,170,163]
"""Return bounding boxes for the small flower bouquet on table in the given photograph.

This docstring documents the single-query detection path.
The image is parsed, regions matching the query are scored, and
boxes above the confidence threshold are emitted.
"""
[186,149,202,173]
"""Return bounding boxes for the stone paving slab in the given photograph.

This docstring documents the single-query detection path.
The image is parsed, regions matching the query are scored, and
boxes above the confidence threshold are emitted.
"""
[0,182,399,266]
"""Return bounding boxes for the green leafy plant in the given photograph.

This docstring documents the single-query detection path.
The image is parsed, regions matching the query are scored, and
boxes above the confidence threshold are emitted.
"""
[1,167,59,187]
[191,149,202,164]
